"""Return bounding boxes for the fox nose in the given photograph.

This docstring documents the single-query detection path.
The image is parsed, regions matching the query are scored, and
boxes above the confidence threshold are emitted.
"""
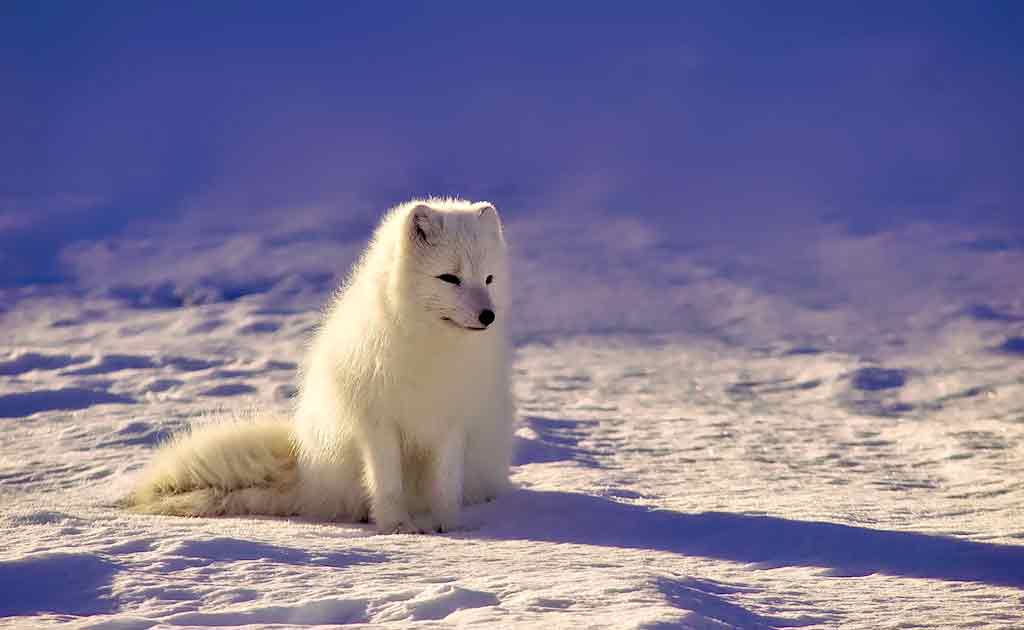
[478,309,495,326]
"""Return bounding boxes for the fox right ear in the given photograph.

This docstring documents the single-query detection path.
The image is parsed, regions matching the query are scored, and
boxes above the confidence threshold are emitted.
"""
[409,203,443,246]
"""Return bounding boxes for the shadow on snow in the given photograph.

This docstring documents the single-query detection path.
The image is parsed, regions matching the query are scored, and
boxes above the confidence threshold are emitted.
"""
[0,553,119,617]
[468,489,1024,589]
[649,576,823,629]
[0,540,385,619]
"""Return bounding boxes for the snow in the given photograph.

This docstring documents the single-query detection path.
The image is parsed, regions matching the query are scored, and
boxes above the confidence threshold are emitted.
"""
[2,214,1024,629]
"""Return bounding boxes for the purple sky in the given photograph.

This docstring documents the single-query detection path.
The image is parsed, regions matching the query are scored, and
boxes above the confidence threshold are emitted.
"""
[2,2,1022,288]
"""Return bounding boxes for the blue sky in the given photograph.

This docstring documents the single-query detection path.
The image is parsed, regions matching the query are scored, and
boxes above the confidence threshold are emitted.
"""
[2,2,1022,287]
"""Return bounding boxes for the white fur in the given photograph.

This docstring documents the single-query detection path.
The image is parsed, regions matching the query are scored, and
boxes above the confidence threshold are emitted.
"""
[124,198,516,533]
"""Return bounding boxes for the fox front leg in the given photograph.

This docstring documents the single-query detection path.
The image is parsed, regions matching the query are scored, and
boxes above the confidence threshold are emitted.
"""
[359,423,422,534]
[427,431,465,533]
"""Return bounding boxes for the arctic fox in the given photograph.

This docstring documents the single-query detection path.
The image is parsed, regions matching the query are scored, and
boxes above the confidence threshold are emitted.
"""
[125,198,516,533]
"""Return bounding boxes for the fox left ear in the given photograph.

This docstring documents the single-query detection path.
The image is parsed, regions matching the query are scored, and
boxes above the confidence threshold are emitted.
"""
[477,202,504,238]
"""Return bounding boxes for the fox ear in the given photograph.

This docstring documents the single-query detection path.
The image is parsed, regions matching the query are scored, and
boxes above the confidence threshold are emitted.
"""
[409,203,443,246]
[476,202,504,238]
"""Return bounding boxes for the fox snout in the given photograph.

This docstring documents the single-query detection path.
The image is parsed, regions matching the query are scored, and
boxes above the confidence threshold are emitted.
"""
[465,286,496,328]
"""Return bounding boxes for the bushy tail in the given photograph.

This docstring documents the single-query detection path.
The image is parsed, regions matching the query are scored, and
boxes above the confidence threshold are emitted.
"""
[123,414,300,517]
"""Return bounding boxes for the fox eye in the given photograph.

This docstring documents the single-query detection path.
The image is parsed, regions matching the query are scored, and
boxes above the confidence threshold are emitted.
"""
[437,274,461,285]
[485,275,493,285]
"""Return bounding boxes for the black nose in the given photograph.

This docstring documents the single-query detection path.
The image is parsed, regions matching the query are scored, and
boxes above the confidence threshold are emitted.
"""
[478,309,495,326]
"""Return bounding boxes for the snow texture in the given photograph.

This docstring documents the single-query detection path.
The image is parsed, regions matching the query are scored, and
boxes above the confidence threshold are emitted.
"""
[2,214,1024,629]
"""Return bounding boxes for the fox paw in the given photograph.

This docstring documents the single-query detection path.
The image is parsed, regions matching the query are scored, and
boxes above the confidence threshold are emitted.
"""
[421,509,462,533]
[397,510,460,534]
[463,480,507,506]
[434,514,462,534]
[374,507,427,534]
[376,518,427,535]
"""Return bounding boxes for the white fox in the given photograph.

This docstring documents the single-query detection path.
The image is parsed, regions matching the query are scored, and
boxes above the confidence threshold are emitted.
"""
[125,198,516,533]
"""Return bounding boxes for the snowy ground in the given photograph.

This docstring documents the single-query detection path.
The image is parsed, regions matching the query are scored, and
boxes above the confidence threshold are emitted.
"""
[2,215,1024,629]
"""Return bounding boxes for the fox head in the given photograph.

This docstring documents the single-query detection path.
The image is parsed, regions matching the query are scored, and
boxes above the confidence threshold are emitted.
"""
[393,199,509,333]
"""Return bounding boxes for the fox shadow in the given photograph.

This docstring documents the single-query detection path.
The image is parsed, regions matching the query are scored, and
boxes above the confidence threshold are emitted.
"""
[465,489,1024,589]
